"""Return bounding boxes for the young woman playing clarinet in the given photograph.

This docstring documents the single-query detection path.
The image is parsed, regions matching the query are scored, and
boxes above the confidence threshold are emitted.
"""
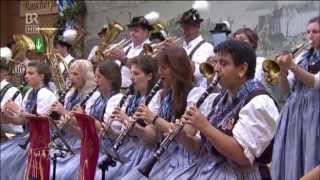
[131,46,213,180]
[1,61,56,180]
[96,55,161,180]
[49,59,99,180]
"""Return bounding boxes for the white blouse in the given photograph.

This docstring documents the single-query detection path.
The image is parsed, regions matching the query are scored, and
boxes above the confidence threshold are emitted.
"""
[22,87,57,114]
[232,94,279,164]
[0,80,23,133]
[64,88,100,114]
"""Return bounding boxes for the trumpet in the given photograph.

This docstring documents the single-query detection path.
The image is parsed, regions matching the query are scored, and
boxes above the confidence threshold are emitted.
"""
[143,36,182,57]
[262,40,310,85]
[138,74,221,177]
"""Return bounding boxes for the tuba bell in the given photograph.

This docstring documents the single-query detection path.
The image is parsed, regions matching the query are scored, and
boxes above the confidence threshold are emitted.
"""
[262,41,310,86]
[92,22,125,64]
[39,27,69,93]
[8,34,35,86]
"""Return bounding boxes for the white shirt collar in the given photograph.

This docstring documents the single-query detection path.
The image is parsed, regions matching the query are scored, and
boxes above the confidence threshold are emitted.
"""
[0,79,9,88]
[64,54,74,65]
[183,35,204,49]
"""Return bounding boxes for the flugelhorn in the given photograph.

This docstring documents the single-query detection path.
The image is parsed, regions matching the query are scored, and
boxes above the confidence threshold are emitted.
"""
[138,75,220,177]
[262,40,310,85]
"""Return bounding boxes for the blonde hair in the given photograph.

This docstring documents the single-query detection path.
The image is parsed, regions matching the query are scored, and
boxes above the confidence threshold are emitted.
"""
[69,59,96,97]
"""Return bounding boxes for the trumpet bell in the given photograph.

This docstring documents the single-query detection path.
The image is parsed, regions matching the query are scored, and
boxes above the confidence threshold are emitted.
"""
[200,62,215,79]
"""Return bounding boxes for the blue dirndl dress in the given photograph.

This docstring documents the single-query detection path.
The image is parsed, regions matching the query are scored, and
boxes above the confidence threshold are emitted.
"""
[1,89,43,180]
[272,49,320,180]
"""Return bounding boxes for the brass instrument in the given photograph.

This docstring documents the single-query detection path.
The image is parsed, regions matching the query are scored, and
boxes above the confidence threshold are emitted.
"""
[138,75,220,177]
[39,27,69,93]
[143,36,182,57]
[262,41,310,85]
[199,62,215,79]
[93,22,125,64]
[101,38,131,59]
[8,34,35,86]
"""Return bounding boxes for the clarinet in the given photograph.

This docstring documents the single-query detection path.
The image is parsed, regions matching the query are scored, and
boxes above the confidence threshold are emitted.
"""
[49,86,72,120]
[80,86,99,110]
[49,86,98,154]
[138,75,220,177]
[98,84,134,135]
[112,79,162,152]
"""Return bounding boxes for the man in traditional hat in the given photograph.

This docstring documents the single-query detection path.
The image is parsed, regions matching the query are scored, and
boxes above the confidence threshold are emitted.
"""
[87,25,108,61]
[55,30,76,73]
[210,21,232,46]
[177,8,214,87]
[107,16,153,89]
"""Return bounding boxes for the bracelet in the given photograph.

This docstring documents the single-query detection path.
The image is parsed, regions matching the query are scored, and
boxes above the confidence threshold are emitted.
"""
[152,115,159,125]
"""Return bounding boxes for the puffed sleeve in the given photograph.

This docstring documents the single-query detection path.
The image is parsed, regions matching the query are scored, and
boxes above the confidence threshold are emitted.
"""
[103,93,123,121]
[37,88,57,114]
[232,94,279,164]
[147,90,161,115]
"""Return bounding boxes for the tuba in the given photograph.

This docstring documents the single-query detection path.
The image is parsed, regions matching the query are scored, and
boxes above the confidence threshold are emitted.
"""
[92,22,126,64]
[262,41,310,85]
[8,34,35,86]
[39,27,69,93]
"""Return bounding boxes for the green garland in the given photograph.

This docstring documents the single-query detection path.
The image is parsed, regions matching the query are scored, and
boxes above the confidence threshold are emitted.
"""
[55,1,87,35]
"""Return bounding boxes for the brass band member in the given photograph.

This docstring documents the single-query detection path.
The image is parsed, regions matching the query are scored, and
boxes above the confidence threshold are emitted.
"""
[177,8,214,87]
[272,16,320,180]
[1,61,57,180]
[87,25,108,61]
[183,40,278,179]
[107,15,154,89]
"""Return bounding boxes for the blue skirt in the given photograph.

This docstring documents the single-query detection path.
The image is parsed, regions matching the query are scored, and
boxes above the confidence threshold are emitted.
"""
[51,133,81,180]
[194,152,261,179]
[95,136,154,180]
[272,88,320,180]
[0,135,28,180]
